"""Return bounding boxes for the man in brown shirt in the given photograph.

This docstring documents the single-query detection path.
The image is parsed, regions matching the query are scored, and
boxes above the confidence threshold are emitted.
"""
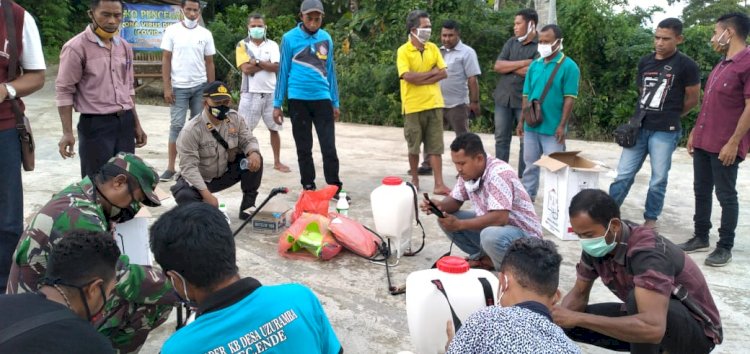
[171,81,263,220]
[56,0,147,178]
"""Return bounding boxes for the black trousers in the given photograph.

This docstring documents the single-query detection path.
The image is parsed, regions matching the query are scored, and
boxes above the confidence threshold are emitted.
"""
[288,99,342,191]
[0,128,22,293]
[78,110,135,178]
[693,148,740,250]
[171,156,263,207]
[565,290,715,353]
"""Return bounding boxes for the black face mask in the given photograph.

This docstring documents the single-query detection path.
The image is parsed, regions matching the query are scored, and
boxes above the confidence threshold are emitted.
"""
[44,278,108,323]
[209,105,231,120]
[95,180,141,223]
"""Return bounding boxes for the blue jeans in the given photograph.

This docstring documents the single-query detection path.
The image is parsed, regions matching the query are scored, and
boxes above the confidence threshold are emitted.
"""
[522,131,565,199]
[609,129,681,221]
[169,83,205,142]
[0,128,22,293]
[494,104,525,177]
[440,210,530,269]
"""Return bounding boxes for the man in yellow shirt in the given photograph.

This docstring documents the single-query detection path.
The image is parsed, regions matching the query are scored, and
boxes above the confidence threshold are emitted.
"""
[397,10,450,195]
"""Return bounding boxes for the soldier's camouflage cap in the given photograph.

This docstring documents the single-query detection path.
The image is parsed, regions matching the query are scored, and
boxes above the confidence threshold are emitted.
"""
[107,152,161,207]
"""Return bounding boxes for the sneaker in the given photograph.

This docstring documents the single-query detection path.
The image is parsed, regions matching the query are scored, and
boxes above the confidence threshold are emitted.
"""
[705,247,732,267]
[239,211,251,220]
[160,170,176,182]
[678,237,710,253]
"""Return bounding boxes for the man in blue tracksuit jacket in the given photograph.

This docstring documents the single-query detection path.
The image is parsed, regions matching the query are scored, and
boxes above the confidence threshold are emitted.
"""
[273,0,344,196]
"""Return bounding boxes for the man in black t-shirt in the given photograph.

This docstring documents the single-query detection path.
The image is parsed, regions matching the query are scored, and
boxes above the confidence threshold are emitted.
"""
[493,8,539,177]
[0,231,117,353]
[609,18,700,228]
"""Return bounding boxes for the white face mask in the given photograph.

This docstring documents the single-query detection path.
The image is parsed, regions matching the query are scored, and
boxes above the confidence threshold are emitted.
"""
[517,21,536,42]
[538,39,562,58]
[183,17,199,29]
[463,176,482,193]
[412,28,432,44]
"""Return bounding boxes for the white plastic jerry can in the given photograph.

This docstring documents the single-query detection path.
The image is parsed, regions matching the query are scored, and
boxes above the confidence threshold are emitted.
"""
[370,176,415,257]
[406,256,499,354]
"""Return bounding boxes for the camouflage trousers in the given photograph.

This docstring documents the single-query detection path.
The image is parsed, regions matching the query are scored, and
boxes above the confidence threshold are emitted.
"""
[97,298,175,353]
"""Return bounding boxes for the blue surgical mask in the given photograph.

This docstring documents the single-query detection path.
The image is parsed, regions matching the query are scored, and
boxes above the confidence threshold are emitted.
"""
[579,220,617,257]
[248,27,265,39]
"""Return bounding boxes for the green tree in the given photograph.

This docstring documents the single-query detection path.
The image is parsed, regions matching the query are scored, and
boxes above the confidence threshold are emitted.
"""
[557,0,654,139]
[669,0,748,26]
[15,0,81,59]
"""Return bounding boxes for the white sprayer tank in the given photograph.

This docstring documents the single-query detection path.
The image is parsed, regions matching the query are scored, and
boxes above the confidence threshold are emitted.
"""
[406,256,498,354]
[371,176,415,257]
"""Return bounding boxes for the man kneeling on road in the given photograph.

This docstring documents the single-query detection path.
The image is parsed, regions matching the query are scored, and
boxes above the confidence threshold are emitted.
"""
[6,153,174,353]
[421,133,542,270]
[554,189,722,353]
[171,81,263,220]
[150,202,342,354]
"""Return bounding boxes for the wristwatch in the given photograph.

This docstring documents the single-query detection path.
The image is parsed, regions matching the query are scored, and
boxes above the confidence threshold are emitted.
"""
[255,59,261,66]
[4,83,16,100]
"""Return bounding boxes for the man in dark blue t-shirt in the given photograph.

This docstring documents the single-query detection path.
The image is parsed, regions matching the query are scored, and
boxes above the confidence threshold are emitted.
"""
[150,203,342,354]
[609,18,700,228]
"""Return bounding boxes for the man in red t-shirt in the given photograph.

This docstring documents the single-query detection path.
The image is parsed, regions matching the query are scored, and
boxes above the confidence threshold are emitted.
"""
[680,12,750,267]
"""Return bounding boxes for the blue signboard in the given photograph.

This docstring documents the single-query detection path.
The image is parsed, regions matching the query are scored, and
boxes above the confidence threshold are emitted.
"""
[121,3,181,51]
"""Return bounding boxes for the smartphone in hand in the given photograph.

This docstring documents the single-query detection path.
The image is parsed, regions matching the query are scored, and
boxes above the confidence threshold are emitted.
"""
[423,193,445,218]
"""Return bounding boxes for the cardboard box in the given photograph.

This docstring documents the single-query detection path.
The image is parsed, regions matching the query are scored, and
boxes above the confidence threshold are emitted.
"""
[534,151,603,240]
[244,199,291,235]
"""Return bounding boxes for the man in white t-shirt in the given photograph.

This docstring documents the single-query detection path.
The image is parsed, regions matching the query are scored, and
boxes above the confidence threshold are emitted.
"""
[160,0,216,181]
[0,1,46,294]
[235,13,289,172]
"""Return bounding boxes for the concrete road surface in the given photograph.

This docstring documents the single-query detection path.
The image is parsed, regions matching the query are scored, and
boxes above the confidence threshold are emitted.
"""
[16,72,749,353]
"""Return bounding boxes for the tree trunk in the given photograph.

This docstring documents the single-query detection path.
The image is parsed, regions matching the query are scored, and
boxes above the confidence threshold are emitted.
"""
[534,0,557,26]
[493,0,502,11]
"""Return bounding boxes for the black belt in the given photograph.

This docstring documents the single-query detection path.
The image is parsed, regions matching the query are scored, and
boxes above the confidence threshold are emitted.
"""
[81,109,131,118]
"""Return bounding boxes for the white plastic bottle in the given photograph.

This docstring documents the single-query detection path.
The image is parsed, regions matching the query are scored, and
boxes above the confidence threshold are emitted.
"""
[336,190,349,216]
[406,256,498,354]
[336,191,349,216]
[218,203,231,225]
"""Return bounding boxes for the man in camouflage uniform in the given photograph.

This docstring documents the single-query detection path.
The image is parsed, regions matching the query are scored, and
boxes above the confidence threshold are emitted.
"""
[6,152,175,353]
